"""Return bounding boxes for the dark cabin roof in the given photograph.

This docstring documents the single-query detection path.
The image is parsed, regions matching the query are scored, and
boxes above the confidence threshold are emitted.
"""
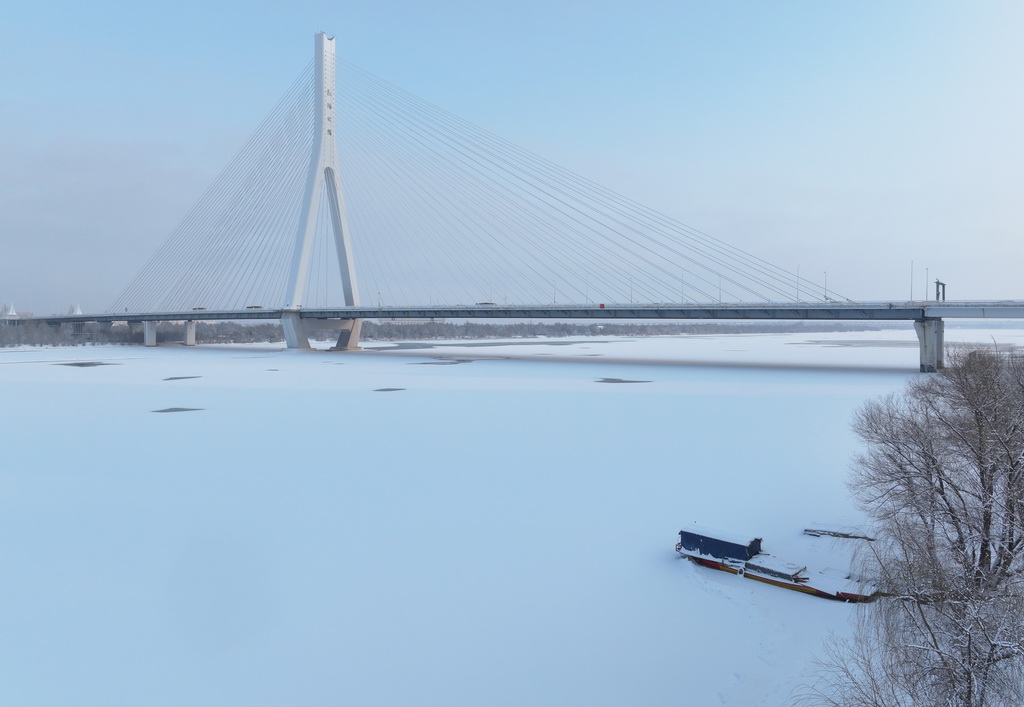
[678,525,762,561]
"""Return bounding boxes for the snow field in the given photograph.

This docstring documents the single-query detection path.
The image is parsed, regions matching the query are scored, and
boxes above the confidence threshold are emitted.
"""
[1,327,1019,705]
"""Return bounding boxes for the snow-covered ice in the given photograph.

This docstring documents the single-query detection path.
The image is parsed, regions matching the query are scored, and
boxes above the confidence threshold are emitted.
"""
[1,326,1021,706]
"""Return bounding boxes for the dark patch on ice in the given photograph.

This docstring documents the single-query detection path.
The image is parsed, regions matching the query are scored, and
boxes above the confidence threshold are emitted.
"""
[163,376,201,381]
[152,407,204,413]
[412,358,474,365]
[595,377,651,384]
[374,388,406,392]
[266,368,278,371]
[56,361,116,367]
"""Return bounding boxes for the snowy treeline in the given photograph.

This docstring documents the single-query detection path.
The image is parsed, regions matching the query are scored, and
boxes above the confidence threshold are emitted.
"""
[0,321,283,347]
[354,320,905,341]
[809,348,1024,706]
[0,319,906,348]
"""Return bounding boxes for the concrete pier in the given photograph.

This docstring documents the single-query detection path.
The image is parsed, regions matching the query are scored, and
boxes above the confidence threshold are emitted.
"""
[914,319,945,372]
[331,318,363,351]
[281,311,311,349]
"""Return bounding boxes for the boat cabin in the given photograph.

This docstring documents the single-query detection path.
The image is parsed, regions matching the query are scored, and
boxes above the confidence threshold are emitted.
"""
[677,526,762,561]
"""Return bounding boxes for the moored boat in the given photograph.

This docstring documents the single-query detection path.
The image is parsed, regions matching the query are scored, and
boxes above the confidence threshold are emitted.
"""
[676,525,876,602]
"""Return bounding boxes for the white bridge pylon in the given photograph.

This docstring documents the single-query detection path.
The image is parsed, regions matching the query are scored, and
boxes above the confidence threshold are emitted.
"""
[283,32,361,350]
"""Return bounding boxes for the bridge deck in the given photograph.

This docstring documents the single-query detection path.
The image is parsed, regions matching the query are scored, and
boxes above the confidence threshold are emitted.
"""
[21,301,1024,325]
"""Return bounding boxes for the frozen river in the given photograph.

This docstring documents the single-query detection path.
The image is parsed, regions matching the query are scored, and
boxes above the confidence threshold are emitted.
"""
[2,326,1022,706]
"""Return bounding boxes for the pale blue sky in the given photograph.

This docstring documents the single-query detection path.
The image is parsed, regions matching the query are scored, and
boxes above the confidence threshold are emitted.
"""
[2,1,1022,313]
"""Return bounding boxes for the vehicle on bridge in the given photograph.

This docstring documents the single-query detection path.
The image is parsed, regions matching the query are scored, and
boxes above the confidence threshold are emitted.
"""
[676,525,875,602]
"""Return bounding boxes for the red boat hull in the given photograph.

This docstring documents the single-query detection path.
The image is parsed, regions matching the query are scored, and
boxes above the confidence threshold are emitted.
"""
[679,552,874,603]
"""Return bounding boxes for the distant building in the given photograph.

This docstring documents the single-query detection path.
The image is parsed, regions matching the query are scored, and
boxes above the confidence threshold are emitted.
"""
[1,303,19,325]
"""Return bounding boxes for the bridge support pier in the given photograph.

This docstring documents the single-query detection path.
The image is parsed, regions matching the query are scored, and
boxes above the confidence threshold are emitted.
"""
[330,319,363,351]
[143,321,157,347]
[281,312,311,350]
[914,319,945,373]
[280,314,363,350]
[184,320,196,346]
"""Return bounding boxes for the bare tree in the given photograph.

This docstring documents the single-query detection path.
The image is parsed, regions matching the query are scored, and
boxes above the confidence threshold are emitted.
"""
[806,348,1024,706]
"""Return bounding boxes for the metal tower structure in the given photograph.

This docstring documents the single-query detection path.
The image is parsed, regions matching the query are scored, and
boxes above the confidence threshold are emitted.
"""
[281,32,362,350]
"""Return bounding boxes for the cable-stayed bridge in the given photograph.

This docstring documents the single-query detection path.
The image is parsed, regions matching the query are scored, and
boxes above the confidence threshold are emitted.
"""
[19,33,1024,372]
